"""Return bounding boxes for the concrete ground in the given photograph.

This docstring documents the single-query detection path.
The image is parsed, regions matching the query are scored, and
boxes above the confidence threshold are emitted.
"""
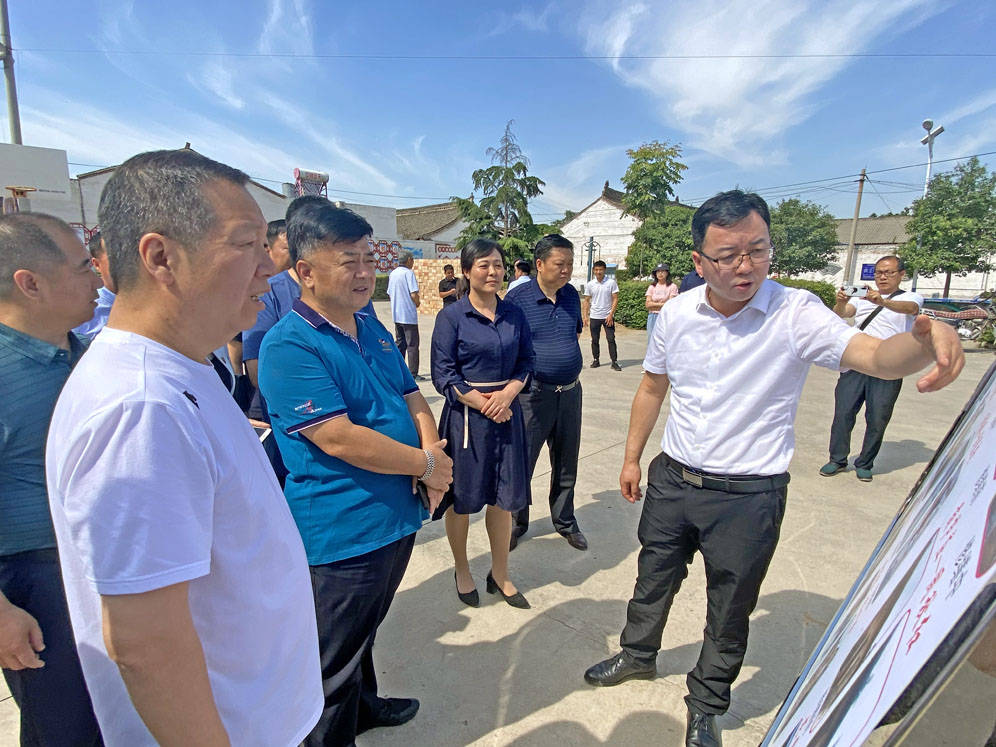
[2,302,993,746]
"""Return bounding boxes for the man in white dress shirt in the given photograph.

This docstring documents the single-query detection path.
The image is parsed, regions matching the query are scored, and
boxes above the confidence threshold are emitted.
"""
[583,190,963,747]
[821,255,923,482]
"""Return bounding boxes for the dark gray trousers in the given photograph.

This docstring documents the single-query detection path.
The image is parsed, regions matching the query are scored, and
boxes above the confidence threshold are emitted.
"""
[828,370,903,470]
[619,454,787,715]
[589,318,617,363]
[513,382,582,536]
[394,323,420,376]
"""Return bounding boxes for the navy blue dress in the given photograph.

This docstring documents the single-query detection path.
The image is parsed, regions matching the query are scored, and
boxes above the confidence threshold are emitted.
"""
[430,295,534,516]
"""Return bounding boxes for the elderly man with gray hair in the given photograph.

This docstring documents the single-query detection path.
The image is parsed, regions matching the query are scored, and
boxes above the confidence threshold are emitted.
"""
[45,149,322,746]
[387,250,424,379]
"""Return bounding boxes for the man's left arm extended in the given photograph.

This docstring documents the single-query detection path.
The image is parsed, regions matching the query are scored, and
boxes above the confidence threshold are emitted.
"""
[840,316,965,392]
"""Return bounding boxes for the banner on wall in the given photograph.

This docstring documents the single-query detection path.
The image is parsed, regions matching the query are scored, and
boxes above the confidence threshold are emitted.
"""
[763,359,996,746]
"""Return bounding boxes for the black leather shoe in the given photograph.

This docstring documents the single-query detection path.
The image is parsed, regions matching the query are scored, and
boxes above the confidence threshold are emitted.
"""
[590,360,600,368]
[454,572,479,607]
[610,362,622,371]
[584,651,656,686]
[686,708,721,747]
[563,531,588,551]
[357,697,419,734]
[486,572,530,608]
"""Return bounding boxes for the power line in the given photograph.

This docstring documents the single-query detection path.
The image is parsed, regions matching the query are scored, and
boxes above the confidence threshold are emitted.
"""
[17,47,996,61]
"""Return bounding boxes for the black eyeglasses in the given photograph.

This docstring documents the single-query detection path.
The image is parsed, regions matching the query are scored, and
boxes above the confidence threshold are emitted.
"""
[698,244,773,270]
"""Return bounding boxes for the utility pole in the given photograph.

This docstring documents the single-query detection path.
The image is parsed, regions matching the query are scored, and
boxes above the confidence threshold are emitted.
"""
[0,0,22,144]
[842,169,866,285]
[585,236,599,282]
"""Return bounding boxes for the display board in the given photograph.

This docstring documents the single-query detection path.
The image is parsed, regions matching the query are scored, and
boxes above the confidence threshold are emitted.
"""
[763,359,996,746]
[0,143,71,198]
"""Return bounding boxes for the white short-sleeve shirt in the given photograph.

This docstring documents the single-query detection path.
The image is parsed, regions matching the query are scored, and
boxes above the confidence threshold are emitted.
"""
[852,290,923,340]
[46,328,322,746]
[643,280,861,475]
[387,265,419,324]
[584,276,619,319]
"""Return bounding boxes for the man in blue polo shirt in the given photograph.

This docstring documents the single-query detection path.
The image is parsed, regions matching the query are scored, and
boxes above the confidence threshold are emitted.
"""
[259,202,452,747]
[0,213,102,745]
[505,234,588,552]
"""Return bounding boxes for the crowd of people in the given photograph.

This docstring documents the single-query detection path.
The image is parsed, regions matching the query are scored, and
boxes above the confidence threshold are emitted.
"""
[0,147,966,747]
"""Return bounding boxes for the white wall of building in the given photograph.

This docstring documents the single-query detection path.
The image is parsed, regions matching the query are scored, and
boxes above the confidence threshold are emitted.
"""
[338,201,398,239]
[560,198,641,283]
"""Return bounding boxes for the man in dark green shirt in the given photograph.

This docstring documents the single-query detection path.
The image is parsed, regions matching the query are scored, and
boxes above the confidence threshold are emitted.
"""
[0,212,101,745]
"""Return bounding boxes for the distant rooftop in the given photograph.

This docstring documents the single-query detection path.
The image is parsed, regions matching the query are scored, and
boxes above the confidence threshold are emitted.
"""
[834,215,910,245]
[396,201,462,240]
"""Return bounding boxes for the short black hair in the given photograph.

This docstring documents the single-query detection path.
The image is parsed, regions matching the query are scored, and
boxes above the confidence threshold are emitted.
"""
[442,263,454,272]
[691,190,771,252]
[286,202,373,263]
[534,233,573,263]
[87,230,104,258]
[593,259,607,269]
[98,149,249,291]
[285,194,329,224]
[0,213,69,299]
[514,259,531,274]
[460,237,502,274]
[267,219,286,244]
[876,255,905,272]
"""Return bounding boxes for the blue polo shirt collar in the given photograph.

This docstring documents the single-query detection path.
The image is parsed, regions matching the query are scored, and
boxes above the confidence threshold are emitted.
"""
[520,278,570,306]
[291,299,362,350]
[0,322,85,366]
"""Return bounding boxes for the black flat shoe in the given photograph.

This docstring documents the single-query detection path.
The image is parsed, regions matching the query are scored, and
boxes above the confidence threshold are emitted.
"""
[685,708,721,747]
[584,651,656,686]
[485,571,530,609]
[357,697,420,734]
[454,572,479,607]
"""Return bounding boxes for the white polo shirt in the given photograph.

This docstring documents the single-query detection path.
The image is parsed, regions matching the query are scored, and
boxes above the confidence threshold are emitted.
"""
[643,280,860,476]
[584,276,619,319]
[852,291,923,340]
[387,265,419,324]
[47,328,322,746]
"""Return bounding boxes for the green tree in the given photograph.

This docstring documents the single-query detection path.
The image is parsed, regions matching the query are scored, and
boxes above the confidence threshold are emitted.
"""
[768,198,839,277]
[453,120,545,259]
[619,140,689,277]
[624,206,696,278]
[901,157,996,297]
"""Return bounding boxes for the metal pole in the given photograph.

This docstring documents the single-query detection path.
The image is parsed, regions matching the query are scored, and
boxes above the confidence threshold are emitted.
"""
[0,0,22,144]
[842,169,866,285]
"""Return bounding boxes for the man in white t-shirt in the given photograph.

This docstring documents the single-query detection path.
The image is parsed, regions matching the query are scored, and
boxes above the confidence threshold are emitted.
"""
[387,251,423,379]
[507,258,532,291]
[583,191,962,747]
[46,149,322,746]
[583,260,621,370]
[820,255,924,482]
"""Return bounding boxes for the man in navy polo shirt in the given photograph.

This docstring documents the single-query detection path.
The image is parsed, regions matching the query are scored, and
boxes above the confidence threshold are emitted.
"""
[259,202,453,747]
[505,234,588,552]
[0,213,102,745]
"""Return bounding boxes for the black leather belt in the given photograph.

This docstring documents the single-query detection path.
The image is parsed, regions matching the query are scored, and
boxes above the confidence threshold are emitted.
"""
[662,453,790,494]
[533,379,579,393]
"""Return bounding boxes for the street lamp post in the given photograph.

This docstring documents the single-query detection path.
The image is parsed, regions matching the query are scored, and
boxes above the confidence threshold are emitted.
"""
[912,119,944,292]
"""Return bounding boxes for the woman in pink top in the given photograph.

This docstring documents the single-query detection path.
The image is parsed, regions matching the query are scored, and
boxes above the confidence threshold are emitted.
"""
[645,263,678,339]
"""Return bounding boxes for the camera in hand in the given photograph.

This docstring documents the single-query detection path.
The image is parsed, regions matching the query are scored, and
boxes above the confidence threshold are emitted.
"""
[843,285,868,298]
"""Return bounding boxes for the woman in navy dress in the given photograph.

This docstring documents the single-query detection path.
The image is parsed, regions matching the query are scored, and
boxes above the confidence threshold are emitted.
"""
[431,238,535,609]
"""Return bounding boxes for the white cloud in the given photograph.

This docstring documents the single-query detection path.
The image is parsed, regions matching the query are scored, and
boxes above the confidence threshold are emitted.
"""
[577,0,946,167]
[937,88,996,128]
[189,61,246,110]
[487,3,558,37]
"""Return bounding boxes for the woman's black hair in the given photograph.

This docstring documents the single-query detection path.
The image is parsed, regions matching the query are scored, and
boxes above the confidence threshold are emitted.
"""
[460,237,503,274]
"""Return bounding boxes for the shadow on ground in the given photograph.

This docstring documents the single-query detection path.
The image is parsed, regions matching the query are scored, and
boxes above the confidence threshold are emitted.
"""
[506,710,683,745]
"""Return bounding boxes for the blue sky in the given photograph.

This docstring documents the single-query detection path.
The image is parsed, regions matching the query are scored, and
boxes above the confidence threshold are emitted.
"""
[4,0,995,221]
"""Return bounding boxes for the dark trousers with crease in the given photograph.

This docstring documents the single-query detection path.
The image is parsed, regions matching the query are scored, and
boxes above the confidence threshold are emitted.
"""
[589,318,617,363]
[619,454,787,715]
[513,382,582,537]
[0,549,102,747]
[394,323,420,376]
[828,369,903,470]
[303,533,415,747]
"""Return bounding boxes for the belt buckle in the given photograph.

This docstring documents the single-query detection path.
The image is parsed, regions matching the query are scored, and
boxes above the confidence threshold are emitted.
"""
[681,467,703,488]
[555,384,564,393]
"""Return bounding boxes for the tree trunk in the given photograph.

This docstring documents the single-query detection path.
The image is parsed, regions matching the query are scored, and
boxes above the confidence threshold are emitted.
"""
[943,271,951,297]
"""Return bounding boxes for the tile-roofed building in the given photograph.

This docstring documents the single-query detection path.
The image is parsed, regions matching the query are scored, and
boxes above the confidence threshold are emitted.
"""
[834,215,911,246]
[396,201,465,241]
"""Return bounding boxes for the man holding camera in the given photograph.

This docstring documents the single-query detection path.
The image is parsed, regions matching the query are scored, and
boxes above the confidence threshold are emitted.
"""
[820,255,923,482]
